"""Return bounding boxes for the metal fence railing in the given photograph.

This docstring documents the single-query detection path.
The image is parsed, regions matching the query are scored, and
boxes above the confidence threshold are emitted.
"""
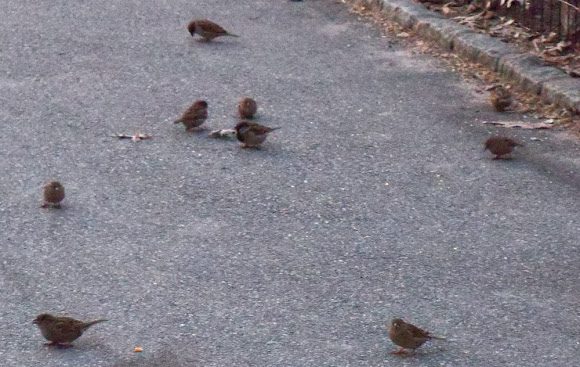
[493,0,580,44]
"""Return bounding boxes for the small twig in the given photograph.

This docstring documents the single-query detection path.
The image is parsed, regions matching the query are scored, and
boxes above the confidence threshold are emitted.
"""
[554,0,580,13]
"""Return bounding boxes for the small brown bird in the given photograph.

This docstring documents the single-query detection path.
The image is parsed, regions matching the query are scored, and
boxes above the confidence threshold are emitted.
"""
[389,318,445,354]
[484,136,524,159]
[489,86,513,112]
[174,100,208,131]
[41,181,65,208]
[187,20,238,41]
[235,121,280,148]
[33,313,107,347]
[238,97,258,119]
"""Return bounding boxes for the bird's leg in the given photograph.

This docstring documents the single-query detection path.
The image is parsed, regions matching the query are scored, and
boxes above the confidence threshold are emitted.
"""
[44,341,73,348]
[390,348,409,355]
[41,202,49,208]
[493,155,502,160]
[53,203,61,209]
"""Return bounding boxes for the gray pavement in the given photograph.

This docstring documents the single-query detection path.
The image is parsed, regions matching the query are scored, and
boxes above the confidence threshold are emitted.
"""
[0,0,579,366]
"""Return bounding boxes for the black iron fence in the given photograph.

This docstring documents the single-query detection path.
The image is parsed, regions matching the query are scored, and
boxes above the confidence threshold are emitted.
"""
[492,0,580,44]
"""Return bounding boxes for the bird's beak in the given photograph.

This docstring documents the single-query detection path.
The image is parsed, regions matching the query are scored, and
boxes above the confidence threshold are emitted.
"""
[32,319,39,324]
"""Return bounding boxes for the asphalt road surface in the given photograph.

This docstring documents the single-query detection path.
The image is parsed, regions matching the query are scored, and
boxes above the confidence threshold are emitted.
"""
[1,0,579,366]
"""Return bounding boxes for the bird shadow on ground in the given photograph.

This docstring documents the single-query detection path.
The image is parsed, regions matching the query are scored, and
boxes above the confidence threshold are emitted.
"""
[187,39,243,51]
[37,339,115,361]
[232,142,290,159]
[385,344,449,359]
[111,349,202,367]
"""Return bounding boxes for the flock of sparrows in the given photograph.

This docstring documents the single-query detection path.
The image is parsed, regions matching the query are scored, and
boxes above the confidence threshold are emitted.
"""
[34,18,524,355]
[180,20,280,149]
[172,96,279,149]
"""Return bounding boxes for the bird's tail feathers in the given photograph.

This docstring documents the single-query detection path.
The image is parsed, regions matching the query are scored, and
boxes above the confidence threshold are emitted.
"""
[84,319,108,329]
[226,33,239,37]
[429,334,446,341]
[269,127,281,131]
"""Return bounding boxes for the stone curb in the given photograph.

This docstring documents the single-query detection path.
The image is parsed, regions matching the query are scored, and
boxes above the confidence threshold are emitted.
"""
[364,0,580,114]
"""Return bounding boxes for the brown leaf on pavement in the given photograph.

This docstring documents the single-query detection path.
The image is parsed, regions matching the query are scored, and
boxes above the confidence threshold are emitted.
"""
[113,132,153,141]
[482,120,554,129]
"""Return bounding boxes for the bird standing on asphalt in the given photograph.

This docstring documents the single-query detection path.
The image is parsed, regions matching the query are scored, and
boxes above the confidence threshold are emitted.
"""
[187,20,238,41]
[234,121,279,148]
[484,136,524,159]
[238,97,258,119]
[174,100,208,131]
[41,181,65,208]
[489,86,513,112]
[33,313,107,348]
[388,318,445,354]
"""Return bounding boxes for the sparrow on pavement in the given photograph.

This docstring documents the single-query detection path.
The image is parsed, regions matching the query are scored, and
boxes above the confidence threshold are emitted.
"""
[484,136,524,159]
[234,121,280,148]
[389,318,445,354]
[238,97,258,119]
[489,86,513,112]
[174,100,208,131]
[41,181,65,209]
[187,20,238,41]
[33,313,107,347]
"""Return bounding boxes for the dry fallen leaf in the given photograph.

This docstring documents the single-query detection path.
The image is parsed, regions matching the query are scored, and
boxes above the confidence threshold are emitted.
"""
[442,2,459,16]
[532,38,541,53]
[466,3,480,13]
[454,12,485,29]
[482,120,554,129]
[542,32,559,44]
[482,10,495,20]
[209,128,236,139]
[113,132,153,141]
